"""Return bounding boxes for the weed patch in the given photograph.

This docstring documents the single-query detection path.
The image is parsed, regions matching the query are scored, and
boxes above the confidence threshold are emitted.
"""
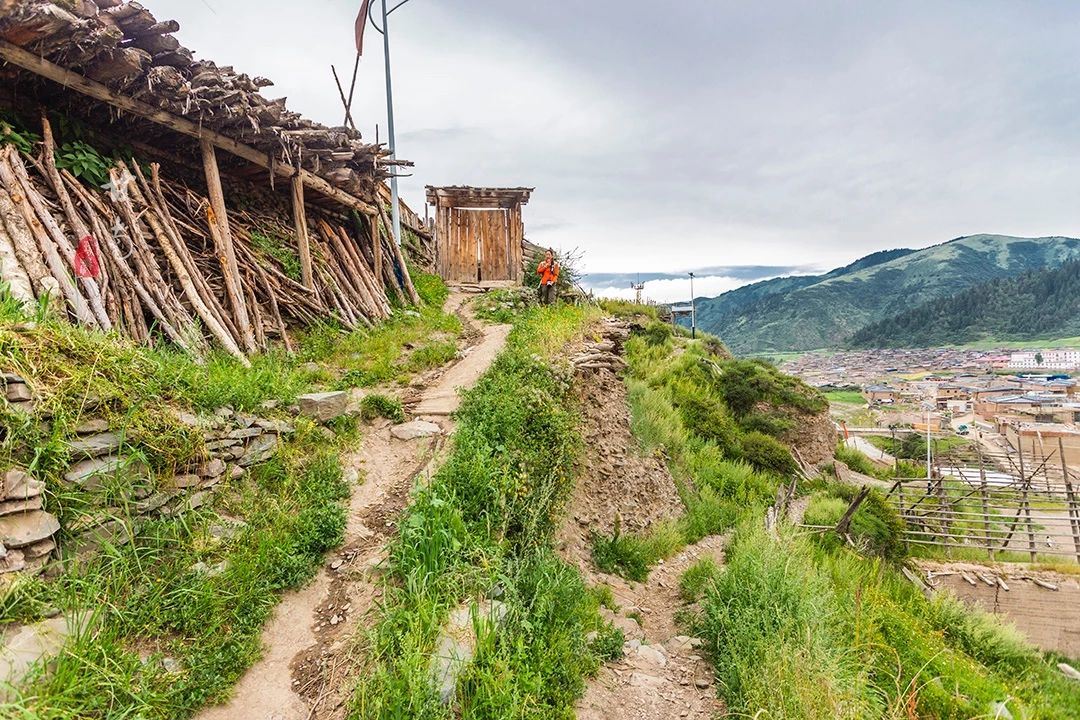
[352,302,606,717]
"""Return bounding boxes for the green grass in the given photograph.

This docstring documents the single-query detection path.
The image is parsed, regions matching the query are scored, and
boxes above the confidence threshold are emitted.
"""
[0,274,459,717]
[824,389,865,405]
[2,418,352,719]
[586,324,821,578]
[351,302,608,718]
[590,304,1078,720]
[359,393,405,424]
[692,522,1080,719]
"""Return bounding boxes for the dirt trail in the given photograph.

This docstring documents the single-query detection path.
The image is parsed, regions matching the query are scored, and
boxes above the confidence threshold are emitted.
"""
[560,322,725,719]
[574,537,727,720]
[197,293,509,720]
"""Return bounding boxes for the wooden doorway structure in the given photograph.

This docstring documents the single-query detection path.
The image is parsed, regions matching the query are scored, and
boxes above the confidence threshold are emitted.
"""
[426,186,532,284]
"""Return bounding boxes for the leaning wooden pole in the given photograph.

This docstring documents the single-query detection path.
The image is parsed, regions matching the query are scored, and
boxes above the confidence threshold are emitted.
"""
[1059,437,1080,564]
[290,174,314,289]
[200,139,256,354]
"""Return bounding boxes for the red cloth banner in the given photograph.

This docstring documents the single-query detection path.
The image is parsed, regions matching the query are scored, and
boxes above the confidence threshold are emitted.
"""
[355,0,371,54]
[74,235,100,278]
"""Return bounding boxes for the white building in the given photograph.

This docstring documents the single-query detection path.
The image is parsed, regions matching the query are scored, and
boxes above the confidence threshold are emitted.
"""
[1008,350,1080,371]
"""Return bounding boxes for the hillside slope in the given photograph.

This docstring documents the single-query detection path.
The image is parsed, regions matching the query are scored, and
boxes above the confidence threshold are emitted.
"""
[849,258,1080,347]
[695,235,1080,353]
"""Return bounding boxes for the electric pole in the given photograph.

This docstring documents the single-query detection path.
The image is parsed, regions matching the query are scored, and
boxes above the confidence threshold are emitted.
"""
[689,272,696,339]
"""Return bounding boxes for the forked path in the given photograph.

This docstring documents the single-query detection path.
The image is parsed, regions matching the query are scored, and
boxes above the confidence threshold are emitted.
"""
[198,293,509,720]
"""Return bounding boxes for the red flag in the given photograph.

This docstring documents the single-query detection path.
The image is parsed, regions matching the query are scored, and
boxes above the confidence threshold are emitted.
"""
[355,0,371,55]
[74,235,100,278]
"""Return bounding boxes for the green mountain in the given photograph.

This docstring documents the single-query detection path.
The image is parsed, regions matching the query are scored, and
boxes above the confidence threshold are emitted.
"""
[695,234,1080,353]
[848,258,1080,348]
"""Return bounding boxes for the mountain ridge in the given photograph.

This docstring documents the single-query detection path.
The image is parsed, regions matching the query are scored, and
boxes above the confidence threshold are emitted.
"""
[694,234,1080,353]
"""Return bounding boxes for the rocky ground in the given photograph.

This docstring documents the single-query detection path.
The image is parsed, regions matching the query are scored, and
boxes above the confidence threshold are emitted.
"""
[559,321,726,720]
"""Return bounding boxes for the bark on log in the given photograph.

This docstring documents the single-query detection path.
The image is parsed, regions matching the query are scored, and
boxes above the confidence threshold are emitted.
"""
[0,183,50,297]
[38,116,114,330]
[0,151,98,327]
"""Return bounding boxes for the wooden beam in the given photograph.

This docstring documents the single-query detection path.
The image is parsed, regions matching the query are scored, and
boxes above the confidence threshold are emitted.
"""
[0,39,378,216]
[201,138,256,353]
[290,174,314,289]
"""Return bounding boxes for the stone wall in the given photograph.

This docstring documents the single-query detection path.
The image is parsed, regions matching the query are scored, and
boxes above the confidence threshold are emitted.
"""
[0,374,350,580]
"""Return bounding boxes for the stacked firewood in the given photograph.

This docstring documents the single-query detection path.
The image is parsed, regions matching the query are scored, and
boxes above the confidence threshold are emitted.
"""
[571,319,631,372]
[0,119,418,363]
[0,0,409,196]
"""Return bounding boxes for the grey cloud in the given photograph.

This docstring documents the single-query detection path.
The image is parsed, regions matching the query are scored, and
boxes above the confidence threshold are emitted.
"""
[153,0,1080,274]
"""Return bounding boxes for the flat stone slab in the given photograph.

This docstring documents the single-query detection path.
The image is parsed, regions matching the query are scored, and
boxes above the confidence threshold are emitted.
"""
[72,418,109,435]
[429,599,507,704]
[64,455,147,490]
[296,391,348,422]
[0,613,89,699]
[4,383,32,403]
[391,420,442,441]
[0,497,44,517]
[67,432,124,458]
[239,435,279,467]
[0,511,60,548]
[2,469,44,501]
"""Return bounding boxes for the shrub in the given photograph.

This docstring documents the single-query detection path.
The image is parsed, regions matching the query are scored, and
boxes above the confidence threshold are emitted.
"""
[740,431,797,476]
[679,556,722,602]
[637,320,674,347]
[588,623,626,661]
[359,393,405,423]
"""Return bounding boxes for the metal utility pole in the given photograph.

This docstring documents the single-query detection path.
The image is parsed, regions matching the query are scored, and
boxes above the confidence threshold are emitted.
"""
[925,405,933,492]
[689,272,696,339]
[366,0,412,245]
[380,0,402,246]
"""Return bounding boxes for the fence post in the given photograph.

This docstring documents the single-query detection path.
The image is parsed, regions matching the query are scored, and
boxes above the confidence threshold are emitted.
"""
[936,475,952,554]
[977,445,993,560]
[1059,437,1080,565]
[1018,443,1037,562]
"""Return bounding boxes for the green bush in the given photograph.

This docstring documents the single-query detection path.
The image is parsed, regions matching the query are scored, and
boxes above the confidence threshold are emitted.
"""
[740,431,798,476]
[696,524,876,718]
[679,556,722,602]
[359,393,405,423]
[588,623,626,661]
[591,520,681,582]
[638,321,674,347]
[802,488,906,561]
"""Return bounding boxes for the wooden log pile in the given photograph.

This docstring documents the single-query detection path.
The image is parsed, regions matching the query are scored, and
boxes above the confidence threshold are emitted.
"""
[0,118,418,361]
[571,319,630,373]
[0,0,409,198]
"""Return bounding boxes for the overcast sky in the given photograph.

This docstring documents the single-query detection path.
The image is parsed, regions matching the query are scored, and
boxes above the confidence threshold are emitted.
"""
[155,0,1080,300]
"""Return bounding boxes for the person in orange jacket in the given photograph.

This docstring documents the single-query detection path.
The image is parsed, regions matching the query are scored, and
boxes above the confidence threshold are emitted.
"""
[537,248,560,305]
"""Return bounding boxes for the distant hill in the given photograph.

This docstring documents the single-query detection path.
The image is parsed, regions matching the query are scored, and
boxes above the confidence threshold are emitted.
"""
[694,235,1080,353]
[848,258,1080,348]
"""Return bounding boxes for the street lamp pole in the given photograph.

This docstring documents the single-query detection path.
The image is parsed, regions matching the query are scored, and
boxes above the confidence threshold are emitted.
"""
[689,272,696,339]
[925,405,933,492]
[380,0,402,246]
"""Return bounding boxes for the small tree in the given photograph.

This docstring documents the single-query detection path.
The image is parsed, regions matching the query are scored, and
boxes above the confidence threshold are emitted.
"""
[1035,351,1044,366]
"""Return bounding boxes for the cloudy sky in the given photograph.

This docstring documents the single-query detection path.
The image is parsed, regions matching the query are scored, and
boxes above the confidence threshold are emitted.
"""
[155,1,1080,301]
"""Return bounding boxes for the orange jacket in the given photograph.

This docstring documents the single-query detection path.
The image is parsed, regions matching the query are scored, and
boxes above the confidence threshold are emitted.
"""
[537,259,560,285]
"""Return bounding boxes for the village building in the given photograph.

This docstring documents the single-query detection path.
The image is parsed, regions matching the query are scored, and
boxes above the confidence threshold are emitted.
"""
[426,186,532,285]
[863,384,900,404]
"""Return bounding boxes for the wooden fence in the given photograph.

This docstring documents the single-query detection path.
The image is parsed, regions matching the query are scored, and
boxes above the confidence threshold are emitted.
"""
[884,438,1080,563]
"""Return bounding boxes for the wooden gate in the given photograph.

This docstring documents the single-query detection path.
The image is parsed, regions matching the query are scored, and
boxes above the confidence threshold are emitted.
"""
[427,186,532,284]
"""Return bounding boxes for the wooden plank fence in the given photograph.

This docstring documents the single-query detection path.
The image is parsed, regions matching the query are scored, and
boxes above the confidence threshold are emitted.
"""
[884,439,1080,564]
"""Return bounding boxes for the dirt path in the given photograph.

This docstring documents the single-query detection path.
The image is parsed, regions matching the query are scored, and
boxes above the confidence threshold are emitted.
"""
[559,321,725,719]
[197,293,510,720]
[574,537,727,720]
